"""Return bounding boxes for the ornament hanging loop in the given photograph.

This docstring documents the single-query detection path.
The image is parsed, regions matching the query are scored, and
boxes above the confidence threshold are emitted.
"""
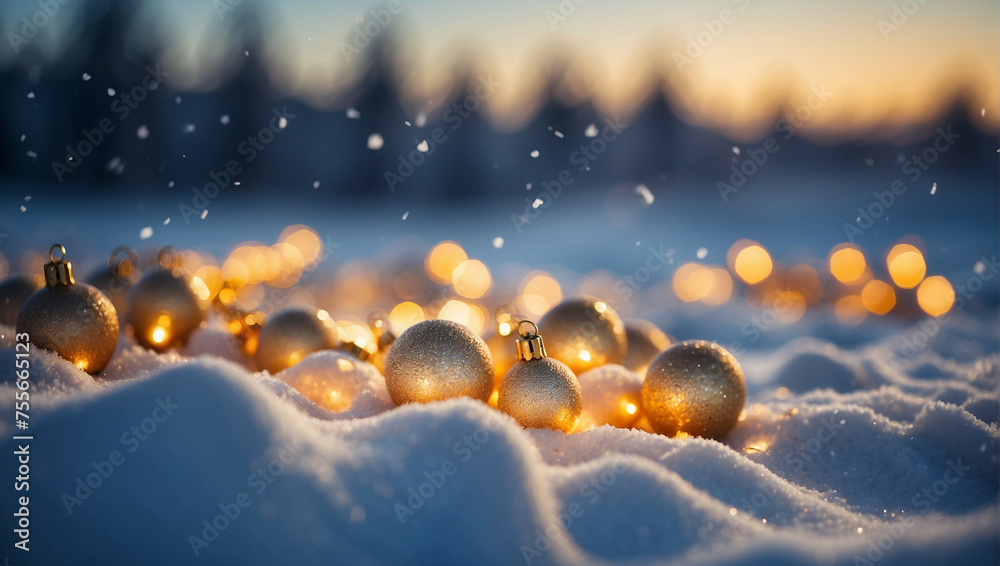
[515,320,546,361]
[156,246,183,271]
[368,311,396,350]
[109,246,139,277]
[44,243,75,287]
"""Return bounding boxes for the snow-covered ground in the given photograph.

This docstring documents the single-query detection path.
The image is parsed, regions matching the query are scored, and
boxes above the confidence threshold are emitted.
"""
[0,171,996,564]
[0,307,996,565]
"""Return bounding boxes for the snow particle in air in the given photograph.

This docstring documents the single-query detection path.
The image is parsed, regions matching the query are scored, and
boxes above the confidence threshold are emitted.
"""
[368,133,384,150]
[140,227,153,239]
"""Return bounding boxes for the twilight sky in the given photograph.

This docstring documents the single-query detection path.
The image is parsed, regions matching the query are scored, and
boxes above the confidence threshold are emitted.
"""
[3,0,997,139]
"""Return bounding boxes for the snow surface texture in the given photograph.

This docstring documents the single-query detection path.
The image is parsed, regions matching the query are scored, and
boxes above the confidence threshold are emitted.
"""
[0,316,997,566]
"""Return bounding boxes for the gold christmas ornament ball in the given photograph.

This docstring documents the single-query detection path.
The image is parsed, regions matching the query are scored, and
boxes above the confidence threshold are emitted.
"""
[576,364,644,430]
[641,340,746,439]
[538,295,627,375]
[498,357,582,433]
[129,269,205,352]
[17,282,119,374]
[383,319,493,405]
[0,274,43,326]
[86,247,140,321]
[624,319,672,374]
[254,307,338,374]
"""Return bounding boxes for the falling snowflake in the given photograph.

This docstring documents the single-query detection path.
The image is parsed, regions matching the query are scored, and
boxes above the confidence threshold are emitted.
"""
[183,123,196,134]
[346,108,361,119]
[415,112,427,127]
[930,182,937,195]
[416,140,429,152]
[585,124,598,138]
[554,131,564,138]
[163,218,171,225]
[312,180,320,189]
[635,184,654,206]
[82,73,91,81]
[107,88,116,96]
[526,183,532,190]
[137,125,149,139]
[26,92,34,99]
[402,211,409,220]
[530,150,539,158]
[732,146,740,155]
[140,227,153,239]
[200,209,208,219]
[220,115,230,125]
[368,133,384,150]
[492,237,504,249]
[26,150,36,158]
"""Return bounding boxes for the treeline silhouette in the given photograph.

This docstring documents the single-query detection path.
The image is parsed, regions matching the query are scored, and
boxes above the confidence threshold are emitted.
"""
[0,0,994,202]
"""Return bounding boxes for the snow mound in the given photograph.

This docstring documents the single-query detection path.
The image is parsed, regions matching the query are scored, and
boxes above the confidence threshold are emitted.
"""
[0,329,997,565]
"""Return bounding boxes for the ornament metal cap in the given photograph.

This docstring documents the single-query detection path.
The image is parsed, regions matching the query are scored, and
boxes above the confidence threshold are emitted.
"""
[368,312,396,351]
[515,320,547,361]
[43,244,75,287]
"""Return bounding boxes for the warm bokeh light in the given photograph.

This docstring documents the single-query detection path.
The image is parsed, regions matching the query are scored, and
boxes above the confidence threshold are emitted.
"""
[451,259,492,299]
[673,262,710,302]
[732,244,773,285]
[834,295,868,325]
[887,244,927,289]
[518,271,563,316]
[389,301,425,334]
[152,327,167,344]
[916,276,955,317]
[702,268,734,306]
[278,225,323,267]
[437,300,487,335]
[673,262,731,305]
[425,241,468,284]
[829,245,867,284]
[861,280,896,315]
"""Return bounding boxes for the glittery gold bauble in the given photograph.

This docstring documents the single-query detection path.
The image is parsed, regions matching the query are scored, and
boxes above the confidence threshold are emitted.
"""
[499,358,582,433]
[16,245,118,374]
[254,307,338,374]
[576,364,643,430]
[624,319,672,375]
[0,274,43,326]
[641,340,745,439]
[86,246,140,321]
[383,319,493,405]
[538,295,627,375]
[129,269,205,352]
[497,321,582,433]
